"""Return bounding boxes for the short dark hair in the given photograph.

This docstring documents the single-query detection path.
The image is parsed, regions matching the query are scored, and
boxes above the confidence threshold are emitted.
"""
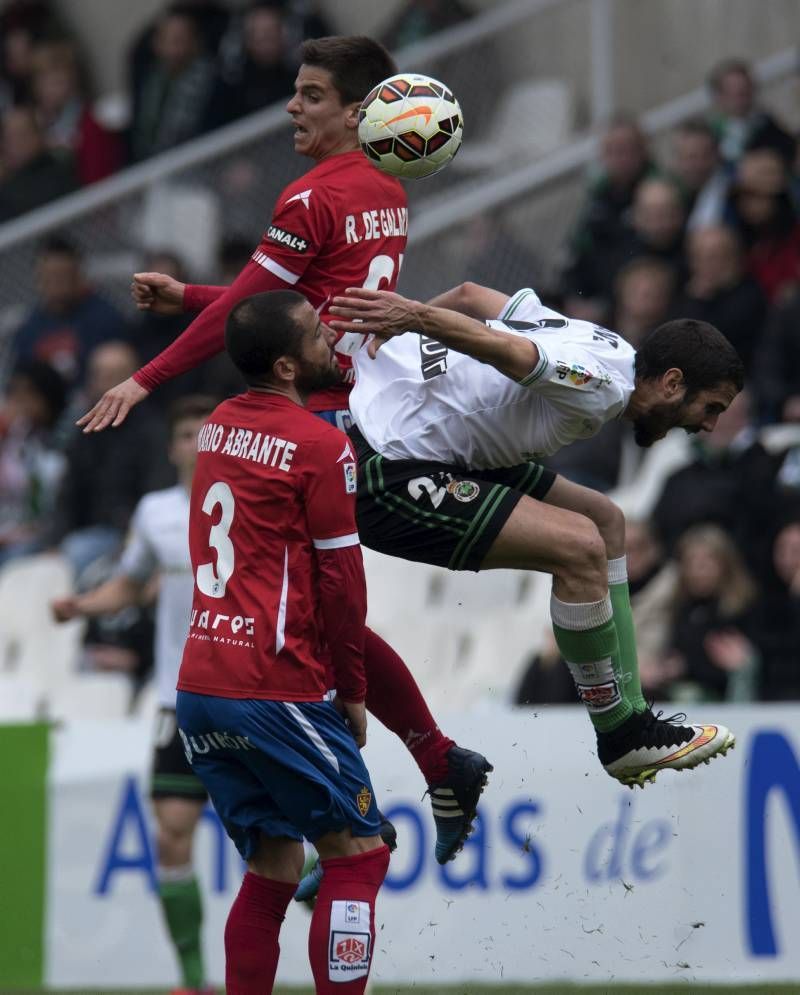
[708,58,752,93]
[38,234,80,260]
[635,319,744,396]
[225,290,307,385]
[10,358,67,427]
[167,394,219,435]
[676,116,718,146]
[300,36,396,105]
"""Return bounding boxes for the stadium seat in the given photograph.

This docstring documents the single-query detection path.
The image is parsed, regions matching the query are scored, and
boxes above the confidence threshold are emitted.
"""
[450,78,573,173]
[436,568,526,614]
[139,181,220,278]
[0,554,84,703]
[49,671,133,721]
[362,547,444,629]
[608,430,693,520]
[0,674,40,721]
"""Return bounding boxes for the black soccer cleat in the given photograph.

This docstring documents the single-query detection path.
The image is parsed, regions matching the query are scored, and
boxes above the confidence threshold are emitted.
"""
[427,745,493,864]
[597,707,735,789]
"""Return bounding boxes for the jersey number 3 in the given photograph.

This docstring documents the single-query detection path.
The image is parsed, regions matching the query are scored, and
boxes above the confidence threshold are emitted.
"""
[196,481,235,598]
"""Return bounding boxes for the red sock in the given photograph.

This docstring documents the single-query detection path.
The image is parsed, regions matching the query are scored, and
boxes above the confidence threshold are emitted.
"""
[308,845,390,994]
[364,627,453,783]
[224,872,295,995]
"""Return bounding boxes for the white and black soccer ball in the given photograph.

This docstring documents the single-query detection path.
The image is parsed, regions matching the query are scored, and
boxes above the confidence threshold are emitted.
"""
[358,73,463,180]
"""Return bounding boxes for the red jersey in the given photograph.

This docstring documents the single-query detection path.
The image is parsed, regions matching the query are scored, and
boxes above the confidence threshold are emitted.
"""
[177,391,368,702]
[135,150,408,411]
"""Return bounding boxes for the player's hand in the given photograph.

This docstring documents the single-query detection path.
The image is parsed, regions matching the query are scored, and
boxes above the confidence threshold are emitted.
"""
[704,630,755,672]
[76,376,149,433]
[50,596,82,623]
[131,271,186,315]
[329,288,426,358]
[336,698,368,748]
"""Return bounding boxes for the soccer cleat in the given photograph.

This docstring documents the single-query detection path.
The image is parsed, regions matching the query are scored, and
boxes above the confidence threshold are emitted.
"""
[294,812,397,906]
[427,745,493,864]
[597,707,735,789]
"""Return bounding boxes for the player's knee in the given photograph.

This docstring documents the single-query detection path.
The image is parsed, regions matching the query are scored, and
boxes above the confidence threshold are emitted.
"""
[559,519,607,585]
[156,823,193,865]
[592,495,625,552]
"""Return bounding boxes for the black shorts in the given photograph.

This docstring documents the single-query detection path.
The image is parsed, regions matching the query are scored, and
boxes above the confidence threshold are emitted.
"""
[151,707,208,801]
[350,427,556,572]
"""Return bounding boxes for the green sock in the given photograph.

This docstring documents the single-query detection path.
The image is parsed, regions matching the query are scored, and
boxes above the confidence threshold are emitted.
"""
[158,871,205,988]
[551,592,633,733]
[608,556,647,713]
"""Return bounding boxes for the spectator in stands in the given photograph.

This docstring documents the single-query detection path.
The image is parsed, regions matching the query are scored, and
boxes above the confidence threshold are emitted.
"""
[0,358,67,566]
[0,104,77,221]
[130,3,219,161]
[132,250,211,411]
[563,115,656,320]
[670,225,767,372]
[11,236,128,388]
[668,117,729,230]
[462,215,545,297]
[0,0,63,110]
[707,58,795,168]
[622,518,677,699]
[612,256,675,349]
[215,1,295,122]
[30,40,124,185]
[754,288,800,423]
[661,523,760,702]
[564,176,686,322]
[727,148,800,303]
[652,389,780,578]
[754,517,800,699]
[379,0,473,48]
[46,341,172,578]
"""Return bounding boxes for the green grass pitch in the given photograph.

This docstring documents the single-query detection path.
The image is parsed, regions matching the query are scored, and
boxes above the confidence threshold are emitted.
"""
[6,985,798,994]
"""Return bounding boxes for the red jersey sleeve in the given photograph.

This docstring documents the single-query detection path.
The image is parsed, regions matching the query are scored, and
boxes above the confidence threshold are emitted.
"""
[134,181,334,393]
[183,284,227,311]
[303,431,366,702]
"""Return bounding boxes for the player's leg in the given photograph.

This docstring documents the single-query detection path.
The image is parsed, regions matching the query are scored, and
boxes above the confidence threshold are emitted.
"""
[308,830,389,994]
[150,709,211,995]
[483,491,735,786]
[223,834,304,995]
[540,476,648,713]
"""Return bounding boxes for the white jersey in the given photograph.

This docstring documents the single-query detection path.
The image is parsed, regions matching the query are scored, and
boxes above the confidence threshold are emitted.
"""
[118,485,192,709]
[350,288,637,468]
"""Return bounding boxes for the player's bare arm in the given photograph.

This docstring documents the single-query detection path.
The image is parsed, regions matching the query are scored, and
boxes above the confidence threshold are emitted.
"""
[426,281,510,320]
[330,287,539,382]
[51,574,143,622]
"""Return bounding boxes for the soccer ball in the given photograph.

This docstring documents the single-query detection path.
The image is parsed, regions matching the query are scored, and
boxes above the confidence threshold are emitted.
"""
[358,73,463,179]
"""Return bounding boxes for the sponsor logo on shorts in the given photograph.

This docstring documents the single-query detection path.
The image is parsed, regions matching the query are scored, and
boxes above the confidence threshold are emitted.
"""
[178,728,256,762]
[344,462,357,494]
[266,224,309,252]
[576,679,621,713]
[357,785,372,816]
[447,479,480,503]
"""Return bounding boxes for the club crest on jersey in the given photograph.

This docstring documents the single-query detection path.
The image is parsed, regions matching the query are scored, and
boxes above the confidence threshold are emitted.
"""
[266,225,308,253]
[356,785,372,816]
[447,479,480,503]
[285,188,312,210]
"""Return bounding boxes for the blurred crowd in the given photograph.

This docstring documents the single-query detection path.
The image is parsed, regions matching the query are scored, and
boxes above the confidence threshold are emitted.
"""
[1,20,799,707]
[518,57,800,708]
[0,0,471,222]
